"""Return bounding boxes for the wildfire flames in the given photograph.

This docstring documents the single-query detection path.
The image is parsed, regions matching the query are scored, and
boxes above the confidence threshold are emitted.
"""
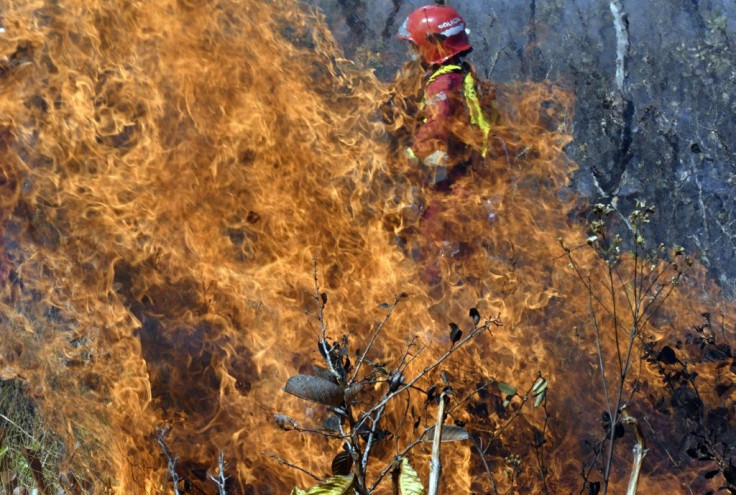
[0,1,734,494]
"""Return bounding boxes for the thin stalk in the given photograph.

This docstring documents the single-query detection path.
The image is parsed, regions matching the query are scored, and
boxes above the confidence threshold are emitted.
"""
[470,436,499,495]
[362,321,496,423]
[313,261,341,382]
[351,297,400,384]
[262,452,323,482]
[534,402,551,495]
[361,405,387,475]
[369,438,424,491]
[157,428,182,495]
[427,392,447,495]
[608,265,623,376]
[577,438,607,495]
[621,407,647,495]
[208,451,228,495]
[589,289,613,417]
[602,323,638,495]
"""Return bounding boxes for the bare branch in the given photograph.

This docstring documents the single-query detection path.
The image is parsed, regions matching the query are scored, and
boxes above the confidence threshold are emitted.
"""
[427,392,448,495]
[312,258,342,382]
[361,404,387,475]
[532,402,552,495]
[470,436,499,495]
[262,451,324,483]
[157,427,181,495]
[589,287,613,417]
[368,438,424,492]
[351,296,400,384]
[208,451,228,495]
[363,317,500,420]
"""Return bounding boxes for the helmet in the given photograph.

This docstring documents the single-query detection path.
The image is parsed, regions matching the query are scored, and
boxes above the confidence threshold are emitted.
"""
[397,5,472,65]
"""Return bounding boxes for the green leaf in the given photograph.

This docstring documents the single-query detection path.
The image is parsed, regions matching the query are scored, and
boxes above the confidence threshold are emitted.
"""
[532,378,548,395]
[0,444,7,459]
[498,382,516,396]
[534,390,546,408]
[400,457,425,495]
[291,474,355,495]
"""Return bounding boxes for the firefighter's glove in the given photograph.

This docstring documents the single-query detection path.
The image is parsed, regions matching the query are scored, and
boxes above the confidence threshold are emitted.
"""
[405,147,419,167]
[423,150,449,168]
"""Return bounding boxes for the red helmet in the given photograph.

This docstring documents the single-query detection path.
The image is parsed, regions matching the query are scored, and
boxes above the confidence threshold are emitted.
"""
[397,5,472,65]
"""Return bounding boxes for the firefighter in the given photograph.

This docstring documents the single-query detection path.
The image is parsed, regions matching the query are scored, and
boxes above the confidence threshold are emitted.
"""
[396,4,496,188]
[394,5,499,284]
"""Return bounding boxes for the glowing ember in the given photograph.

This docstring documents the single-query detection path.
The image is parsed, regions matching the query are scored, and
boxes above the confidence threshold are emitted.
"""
[0,1,733,494]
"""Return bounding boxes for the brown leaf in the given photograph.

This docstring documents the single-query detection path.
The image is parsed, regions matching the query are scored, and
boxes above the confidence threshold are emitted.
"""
[423,424,469,443]
[283,374,344,406]
[331,451,353,476]
[448,323,462,345]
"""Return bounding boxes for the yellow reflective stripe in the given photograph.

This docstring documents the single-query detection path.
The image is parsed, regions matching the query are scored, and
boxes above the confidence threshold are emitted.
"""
[462,71,491,156]
[420,65,463,112]
[405,147,417,160]
[427,64,463,85]
[419,65,496,157]
[463,72,490,133]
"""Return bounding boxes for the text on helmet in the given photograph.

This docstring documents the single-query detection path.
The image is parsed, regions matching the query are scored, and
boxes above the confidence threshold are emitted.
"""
[437,17,463,30]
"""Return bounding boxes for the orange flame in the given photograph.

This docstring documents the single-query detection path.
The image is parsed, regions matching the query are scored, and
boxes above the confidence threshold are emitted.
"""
[0,1,733,494]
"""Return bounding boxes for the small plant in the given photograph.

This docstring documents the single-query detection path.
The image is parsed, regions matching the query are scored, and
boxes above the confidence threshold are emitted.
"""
[273,261,510,494]
[561,200,688,495]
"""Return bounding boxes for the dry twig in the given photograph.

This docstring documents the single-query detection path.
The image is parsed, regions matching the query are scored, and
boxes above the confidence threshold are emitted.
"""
[427,391,447,495]
[157,427,181,495]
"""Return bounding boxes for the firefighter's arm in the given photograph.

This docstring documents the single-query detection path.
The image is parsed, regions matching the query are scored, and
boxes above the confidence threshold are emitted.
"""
[405,119,449,186]
[406,88,455,164]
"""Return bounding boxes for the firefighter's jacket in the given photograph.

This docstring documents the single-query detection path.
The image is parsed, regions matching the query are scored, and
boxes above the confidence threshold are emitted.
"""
[407,63,495,162]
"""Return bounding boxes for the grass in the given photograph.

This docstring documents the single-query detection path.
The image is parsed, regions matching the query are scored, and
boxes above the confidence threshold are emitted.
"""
[0,379,64,494]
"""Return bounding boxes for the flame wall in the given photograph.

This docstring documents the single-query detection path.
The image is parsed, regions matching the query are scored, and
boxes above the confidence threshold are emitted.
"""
[0,0,733,494]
